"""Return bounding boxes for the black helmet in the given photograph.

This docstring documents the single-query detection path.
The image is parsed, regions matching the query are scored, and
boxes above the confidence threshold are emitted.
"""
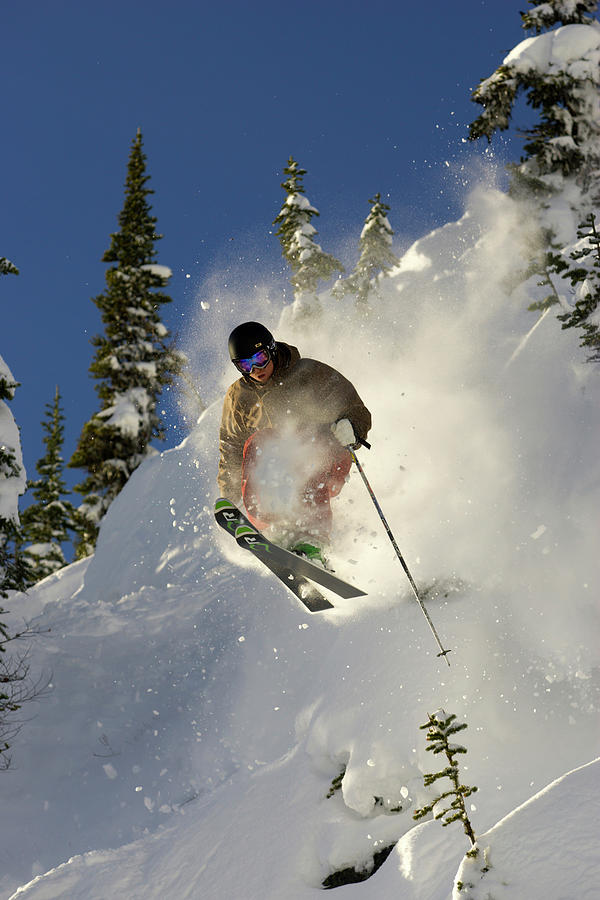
[228,322,275,361]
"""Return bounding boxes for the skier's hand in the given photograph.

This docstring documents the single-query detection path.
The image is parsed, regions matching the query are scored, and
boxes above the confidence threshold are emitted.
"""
[331,418,357,448]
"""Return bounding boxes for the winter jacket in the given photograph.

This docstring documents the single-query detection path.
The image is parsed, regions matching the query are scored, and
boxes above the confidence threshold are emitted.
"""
[217,342,371,499]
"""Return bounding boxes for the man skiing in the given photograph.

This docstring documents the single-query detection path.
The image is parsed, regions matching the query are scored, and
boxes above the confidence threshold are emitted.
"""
[218,321,371,566]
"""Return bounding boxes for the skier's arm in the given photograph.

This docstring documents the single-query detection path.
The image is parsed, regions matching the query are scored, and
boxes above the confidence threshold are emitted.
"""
[217,388,248,500]
[301,359,371,442]
[217,434,245,501]
[320,366,372,444]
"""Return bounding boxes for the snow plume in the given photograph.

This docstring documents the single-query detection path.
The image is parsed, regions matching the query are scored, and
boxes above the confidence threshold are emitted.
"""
[278,182,599,677]
[174,172,599,680]
[241,423,333,524]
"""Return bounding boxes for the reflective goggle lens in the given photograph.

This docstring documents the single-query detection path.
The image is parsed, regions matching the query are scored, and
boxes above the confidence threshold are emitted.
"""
[234,348,271,374]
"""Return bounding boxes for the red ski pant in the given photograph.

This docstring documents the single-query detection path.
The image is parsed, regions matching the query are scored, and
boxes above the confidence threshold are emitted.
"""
[240,428,352,541]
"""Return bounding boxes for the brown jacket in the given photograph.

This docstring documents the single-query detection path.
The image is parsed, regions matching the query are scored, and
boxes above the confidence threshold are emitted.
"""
[217,342,371,499]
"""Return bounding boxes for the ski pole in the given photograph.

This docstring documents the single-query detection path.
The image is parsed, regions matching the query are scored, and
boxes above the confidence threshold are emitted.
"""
[348,444,452,666]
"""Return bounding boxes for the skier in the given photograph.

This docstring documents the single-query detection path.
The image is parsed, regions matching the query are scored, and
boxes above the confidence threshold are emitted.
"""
[218,321,371,566]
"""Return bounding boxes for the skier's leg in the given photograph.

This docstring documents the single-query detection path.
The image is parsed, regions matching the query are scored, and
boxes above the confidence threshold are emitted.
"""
[327,446,352,497]
[299,446,351,537]
[288,442,352,560]
[241,430,274,531]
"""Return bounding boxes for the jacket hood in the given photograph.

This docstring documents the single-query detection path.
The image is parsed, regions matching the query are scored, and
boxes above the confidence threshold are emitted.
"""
[273,341,300,376]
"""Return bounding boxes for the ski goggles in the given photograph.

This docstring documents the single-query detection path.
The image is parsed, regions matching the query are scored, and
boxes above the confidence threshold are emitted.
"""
[233,347,272,374]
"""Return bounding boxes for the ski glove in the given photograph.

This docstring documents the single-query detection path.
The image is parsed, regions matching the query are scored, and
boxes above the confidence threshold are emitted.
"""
[331,418,357,448]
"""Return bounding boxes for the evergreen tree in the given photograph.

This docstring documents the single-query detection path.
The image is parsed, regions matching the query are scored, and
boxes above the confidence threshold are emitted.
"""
[504,224,570,312]
[469,1,600,203]
[273,157,343,309]
[413,710,478,850]
[468,0,600,359]
[69,130,186,554]
[0,256,32,767]
[557,212,600,360]
[0,257,19,277]
[0,258,28,598]
[333,193,399,311]
[521,0,598,32]
[21,387,75,582]
[0,370,27,600]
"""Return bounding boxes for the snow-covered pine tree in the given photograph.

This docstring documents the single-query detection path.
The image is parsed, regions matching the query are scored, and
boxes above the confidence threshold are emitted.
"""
[468,1,600,354]
[273,157,343,316]
[521,0,598,32]
[469,0,600,205]
[69,130,186,555]
[333,193,399,312]
[0,258,28,599]
[557,212,600,359]
[0,256,32,766]
[21,387,75,582]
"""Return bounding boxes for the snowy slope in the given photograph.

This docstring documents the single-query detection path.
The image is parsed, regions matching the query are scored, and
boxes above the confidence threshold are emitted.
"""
[2,184,599,899]
[453,757,600,900]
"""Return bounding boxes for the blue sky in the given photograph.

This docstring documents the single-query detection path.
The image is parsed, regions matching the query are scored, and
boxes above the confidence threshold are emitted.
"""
[3,0,527,488]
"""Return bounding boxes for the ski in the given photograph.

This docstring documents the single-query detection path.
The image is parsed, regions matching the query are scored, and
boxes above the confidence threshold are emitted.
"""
[234,525,367,599]
[214,498,367,611]
[214,499,332,611]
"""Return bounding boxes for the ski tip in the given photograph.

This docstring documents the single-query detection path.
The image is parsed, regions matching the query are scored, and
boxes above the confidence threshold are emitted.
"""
[303,595,335,612]
[215,497,236,512]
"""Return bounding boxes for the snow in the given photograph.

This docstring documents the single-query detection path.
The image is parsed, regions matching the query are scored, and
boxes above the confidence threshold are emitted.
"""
[286,194,318,214]
[139,263,172,281]
[0,353,17,387]
[504,23,600,76]
[97,387,152,437]
[0,354,27,522]
[1,181,599,899]
[453,759,600,899]
[393,242,431,274]
[23,542,55,558]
